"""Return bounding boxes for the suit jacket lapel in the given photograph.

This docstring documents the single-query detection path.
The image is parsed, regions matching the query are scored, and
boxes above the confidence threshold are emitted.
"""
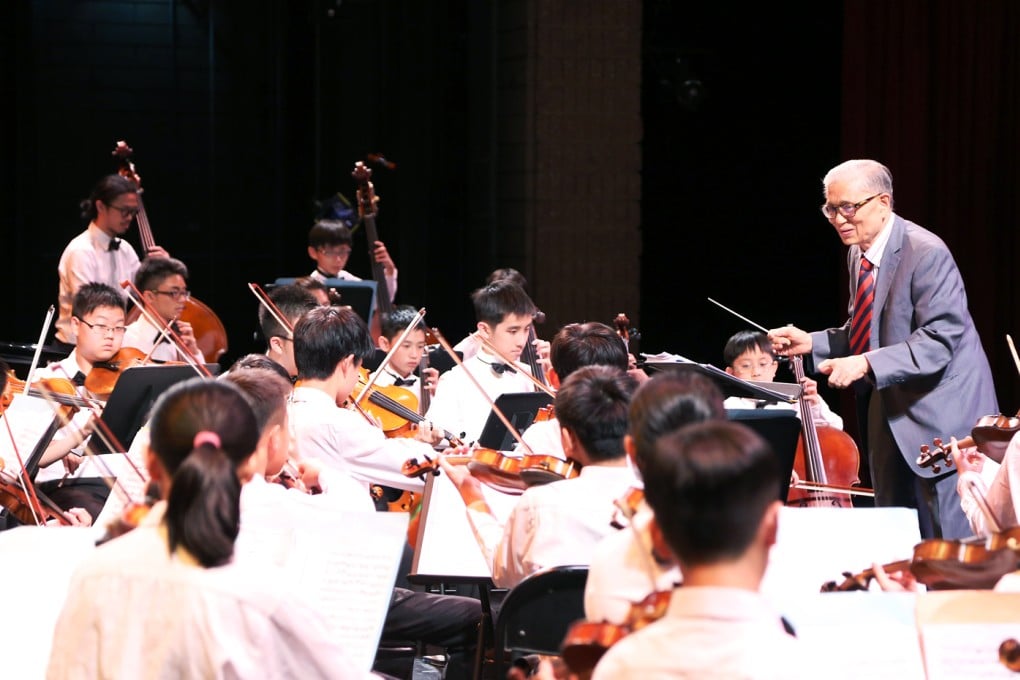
[871,216,905,338]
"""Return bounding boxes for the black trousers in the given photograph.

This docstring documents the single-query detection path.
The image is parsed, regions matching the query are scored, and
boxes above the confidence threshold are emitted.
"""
[374,587,483,680]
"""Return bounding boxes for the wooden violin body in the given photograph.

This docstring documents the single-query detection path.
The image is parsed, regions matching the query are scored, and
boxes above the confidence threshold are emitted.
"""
[821,535,1020,592]
[561,590,671,679]
[402,448,580,496]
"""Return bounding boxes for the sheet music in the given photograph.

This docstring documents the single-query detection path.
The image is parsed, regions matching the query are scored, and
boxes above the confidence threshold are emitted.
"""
[410,471,520,579]
[917,591,1020,679]
[0,393,60,477]
[235,502,406,672]
[762,506,921,601]
[0,526,97,679]
[88,442,151,541]
[782,592,925,679]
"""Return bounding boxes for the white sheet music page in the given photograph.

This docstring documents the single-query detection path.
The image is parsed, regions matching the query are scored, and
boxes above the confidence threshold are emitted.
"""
[89,427,151,540]
[0,393,59,477]
[783,591,925,679]
[917,591,1020,679]
[762,506,921,600]
[234,502,407,672]
[0,526,97,679]
[410,471,519,579]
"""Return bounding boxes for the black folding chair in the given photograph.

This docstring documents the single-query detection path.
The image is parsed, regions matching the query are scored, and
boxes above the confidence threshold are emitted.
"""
[490,565,588,678]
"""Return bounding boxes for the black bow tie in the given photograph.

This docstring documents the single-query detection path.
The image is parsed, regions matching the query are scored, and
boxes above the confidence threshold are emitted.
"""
[71,371,87,386]
[393,377,417,387]
[108,238,122,251]
[490,362,516,375]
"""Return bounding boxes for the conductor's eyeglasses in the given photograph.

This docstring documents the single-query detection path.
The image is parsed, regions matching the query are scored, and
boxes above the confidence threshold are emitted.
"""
[821,193,882,220]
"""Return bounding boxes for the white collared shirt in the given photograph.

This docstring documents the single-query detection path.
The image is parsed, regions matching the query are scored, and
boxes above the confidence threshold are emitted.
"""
[47,502,372,679]
[288,385,427,492]
[592,586,806,679]
[122,314,206,364]
[520,417,566,460]
[32,353,98,482]
[56,223,140,344]
[464,463,638,588]
[425,352,537,446]
[584,502,682,625]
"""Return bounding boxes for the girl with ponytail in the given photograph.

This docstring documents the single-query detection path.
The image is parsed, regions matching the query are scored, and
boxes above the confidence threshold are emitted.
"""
[48,378,372,679]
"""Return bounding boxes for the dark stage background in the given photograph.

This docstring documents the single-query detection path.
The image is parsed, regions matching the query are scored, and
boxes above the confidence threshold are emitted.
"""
[5,1,1020,450]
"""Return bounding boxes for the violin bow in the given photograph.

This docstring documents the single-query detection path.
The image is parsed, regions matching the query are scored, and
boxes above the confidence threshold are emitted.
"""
[959,470,1002,537]
[1007,335,1020,380]
[353,307,427,407]
[121,280,210,377]
[43,364,147,504]
[24,305,56,391]
[471,331,557,398]
[430,327,535,456]
[248,282,295,339]
[0,415,46,524]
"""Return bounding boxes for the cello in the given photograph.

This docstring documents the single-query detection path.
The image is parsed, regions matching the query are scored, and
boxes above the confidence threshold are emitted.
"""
[111,141,228,361]
[785,355,863,507]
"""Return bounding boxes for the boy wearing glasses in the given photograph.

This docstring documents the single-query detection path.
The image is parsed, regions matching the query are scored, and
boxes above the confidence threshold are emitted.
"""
[122,257,204,363]
[56,174,169,347]
[306,219,398,304]
[30,283,130,521]
[722,330,842,429]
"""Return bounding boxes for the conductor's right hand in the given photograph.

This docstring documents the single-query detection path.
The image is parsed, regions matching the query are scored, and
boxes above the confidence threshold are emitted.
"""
[768,325,812,356]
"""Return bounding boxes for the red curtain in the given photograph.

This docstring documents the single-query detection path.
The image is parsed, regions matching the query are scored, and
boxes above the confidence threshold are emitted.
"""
[841,0,1020,412]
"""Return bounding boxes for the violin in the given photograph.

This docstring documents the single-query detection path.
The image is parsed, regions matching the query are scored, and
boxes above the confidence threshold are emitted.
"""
[561,590,671,678]
[518,454,581,486]
[2,373,96,415]
[0,477,73,526]
[919,411,1020,471]
[351,374,464,446]
[821,535,1020,592]
[402,450,527,495]
[112,141,228,361]
[83,346,152,398]
[96,480,161,544]
[786,355,863,508]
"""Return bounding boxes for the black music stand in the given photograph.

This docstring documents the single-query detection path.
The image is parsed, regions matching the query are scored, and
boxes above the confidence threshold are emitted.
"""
[90,365,202,454]
[726,409,802,503]
[273,277,378,326]
[642,359,802,404]
[477,392,555,451]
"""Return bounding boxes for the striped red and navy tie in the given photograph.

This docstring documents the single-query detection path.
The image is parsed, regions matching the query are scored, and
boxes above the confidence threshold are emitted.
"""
[849,257,875,355]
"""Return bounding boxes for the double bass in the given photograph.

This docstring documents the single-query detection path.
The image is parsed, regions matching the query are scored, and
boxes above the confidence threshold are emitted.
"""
[352,161,393,339]
[111,141,228,362]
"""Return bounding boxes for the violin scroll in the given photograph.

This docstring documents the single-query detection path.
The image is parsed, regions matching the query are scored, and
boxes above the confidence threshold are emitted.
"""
[917,438,957,473]
[1000,638,1020,672]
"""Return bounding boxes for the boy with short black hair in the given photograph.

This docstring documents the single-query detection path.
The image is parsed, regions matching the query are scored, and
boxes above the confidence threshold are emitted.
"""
[723,329,843,429]
[307,219,398,303]
[426,280,543,445]
[592,420,804,679]
[122,257,203,362]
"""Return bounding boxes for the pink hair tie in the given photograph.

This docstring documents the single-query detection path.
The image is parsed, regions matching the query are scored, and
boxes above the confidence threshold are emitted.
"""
[193,431,222,449]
